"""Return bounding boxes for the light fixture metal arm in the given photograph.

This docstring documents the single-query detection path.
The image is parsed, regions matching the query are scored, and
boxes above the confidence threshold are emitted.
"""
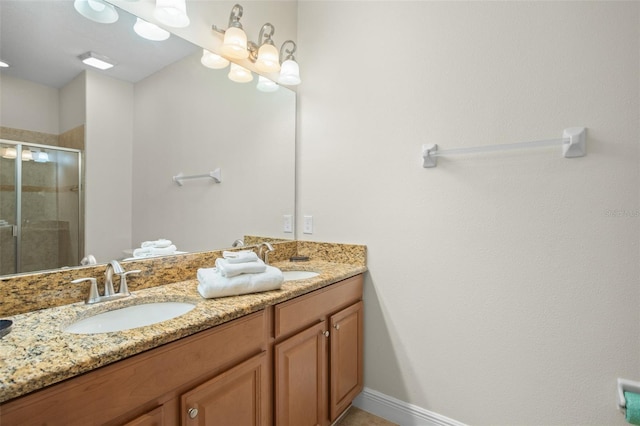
[259,23,275,45]
[211,3,244,34]
[280,40,297,62]
[228,4,244,28]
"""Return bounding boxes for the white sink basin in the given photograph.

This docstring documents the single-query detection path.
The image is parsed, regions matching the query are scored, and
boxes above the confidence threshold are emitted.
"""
[65,301,196,334]
[282,270,320,281]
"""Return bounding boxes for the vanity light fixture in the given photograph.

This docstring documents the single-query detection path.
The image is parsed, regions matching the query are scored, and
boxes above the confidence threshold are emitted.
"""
[219,4,249,59]
[201,49,229,69]
[256,75,279,92]
[78,51,115,70]
[228,63,253,83]
[153,0,190,28]
[278,40,301,86]
[134,18,170,41]
[208,4,301,87]
[73,0,119,24]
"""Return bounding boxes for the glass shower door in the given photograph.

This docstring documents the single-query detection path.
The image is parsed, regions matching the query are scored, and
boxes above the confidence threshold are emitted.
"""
[20,145,82,273]
[0,140,83,275]
[0,142,17,275]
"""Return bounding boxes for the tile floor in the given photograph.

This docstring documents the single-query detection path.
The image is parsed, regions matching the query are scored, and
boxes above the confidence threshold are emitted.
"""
[335,407,398,426]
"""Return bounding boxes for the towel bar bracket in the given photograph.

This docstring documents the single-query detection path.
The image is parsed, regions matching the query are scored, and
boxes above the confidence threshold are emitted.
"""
[562,127,586,158]
[422,144,438,168]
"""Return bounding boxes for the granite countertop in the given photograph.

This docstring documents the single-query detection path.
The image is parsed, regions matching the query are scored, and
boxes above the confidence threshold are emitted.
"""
[0,260,366,404]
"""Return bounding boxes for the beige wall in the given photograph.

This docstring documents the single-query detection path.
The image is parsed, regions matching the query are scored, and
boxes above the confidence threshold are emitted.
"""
[297,1,640,425]
[59,73,86,134]
[0,74,59,134]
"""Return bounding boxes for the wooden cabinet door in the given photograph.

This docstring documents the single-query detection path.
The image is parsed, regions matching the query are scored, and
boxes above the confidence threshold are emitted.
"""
[329,301,364,421]
[275,321,328,426]
[181,352,268,426]
[123,406,165,426]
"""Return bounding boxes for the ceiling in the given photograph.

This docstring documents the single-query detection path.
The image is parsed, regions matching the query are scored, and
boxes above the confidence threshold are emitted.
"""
[0,0,199,88]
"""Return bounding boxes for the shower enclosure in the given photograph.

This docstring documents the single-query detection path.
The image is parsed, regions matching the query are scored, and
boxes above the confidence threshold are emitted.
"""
[0,140,83,275]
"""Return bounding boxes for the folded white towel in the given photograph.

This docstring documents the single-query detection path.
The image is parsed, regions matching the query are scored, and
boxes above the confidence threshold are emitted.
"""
[133,244,177,258]
[215,257,266,277]
[197,265,284,299]
[141,239,173,248]
[222,250,260,264]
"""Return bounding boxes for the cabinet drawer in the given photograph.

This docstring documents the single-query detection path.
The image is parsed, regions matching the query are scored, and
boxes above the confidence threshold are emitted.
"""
[274,275,363,340]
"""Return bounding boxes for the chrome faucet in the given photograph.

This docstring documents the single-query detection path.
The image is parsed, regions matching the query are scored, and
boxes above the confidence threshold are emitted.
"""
[104,260,124,296]
[72,260,141,304]
[258,242,274,264]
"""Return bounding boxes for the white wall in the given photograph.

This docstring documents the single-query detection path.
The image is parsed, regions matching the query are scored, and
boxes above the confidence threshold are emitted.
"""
[0,74,59,134]
[297,2,640,425]
[84,71,133,262]
[131,52,295,252]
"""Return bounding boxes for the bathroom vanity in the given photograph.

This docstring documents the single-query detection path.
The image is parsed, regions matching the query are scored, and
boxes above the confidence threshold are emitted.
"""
[0,241,366,426]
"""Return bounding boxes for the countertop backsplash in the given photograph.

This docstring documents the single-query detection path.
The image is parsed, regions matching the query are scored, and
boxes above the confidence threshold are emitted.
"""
[0,239,366,317]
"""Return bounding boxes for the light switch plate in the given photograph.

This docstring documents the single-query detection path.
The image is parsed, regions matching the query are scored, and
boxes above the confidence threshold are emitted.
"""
[303,215,313,234]
[283,215,293,233]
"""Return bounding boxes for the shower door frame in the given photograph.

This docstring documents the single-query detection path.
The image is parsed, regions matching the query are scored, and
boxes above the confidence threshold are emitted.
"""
[1,139,84,275]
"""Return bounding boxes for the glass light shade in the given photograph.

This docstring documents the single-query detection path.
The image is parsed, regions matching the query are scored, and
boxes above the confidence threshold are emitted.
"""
[278,59,301,85]
[73,0,119,24]
[201,49,229,69]
[255,44,281,73]
[33,151,49,163]
[221,27,249,60]
[134,18,170,41]
[256,76,279,93]
[1,147,16,159]
[0,60,9,68]
[228,63,253,83]
[153,0,190,28]
[21,149,33,162]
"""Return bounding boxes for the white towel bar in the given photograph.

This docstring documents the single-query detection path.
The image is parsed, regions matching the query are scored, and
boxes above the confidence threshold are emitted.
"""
[618,378,640,411]
[422,127,586,168]
[173,168,221,186]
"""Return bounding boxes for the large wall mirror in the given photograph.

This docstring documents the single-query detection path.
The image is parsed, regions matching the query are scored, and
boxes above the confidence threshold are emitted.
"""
[0,0,296,277]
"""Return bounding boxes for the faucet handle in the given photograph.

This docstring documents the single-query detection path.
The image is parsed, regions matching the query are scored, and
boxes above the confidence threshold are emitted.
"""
[72,277,100,304]
[117,270,141,296]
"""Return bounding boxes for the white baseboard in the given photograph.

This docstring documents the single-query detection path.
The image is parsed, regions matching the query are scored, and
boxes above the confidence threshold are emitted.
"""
[352,387,467,426]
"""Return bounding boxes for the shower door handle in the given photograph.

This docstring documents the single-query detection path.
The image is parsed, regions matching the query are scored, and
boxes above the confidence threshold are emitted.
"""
[12,225,17,237]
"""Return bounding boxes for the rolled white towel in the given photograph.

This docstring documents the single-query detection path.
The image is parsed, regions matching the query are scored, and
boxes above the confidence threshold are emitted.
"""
[141,239,173,248]
[215,257,266,277]
[222,250,259,264]
[197,265,284,299]
[133,244,177,258]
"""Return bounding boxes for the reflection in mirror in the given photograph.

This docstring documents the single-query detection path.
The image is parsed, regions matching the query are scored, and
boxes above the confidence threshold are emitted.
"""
[0,141,82,275]
[0,1,296,277]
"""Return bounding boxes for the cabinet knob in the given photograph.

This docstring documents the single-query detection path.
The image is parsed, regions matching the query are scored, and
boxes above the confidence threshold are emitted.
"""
[323,330,330,337]
[334,324,340,330]
[188,407,199,419]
